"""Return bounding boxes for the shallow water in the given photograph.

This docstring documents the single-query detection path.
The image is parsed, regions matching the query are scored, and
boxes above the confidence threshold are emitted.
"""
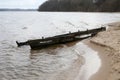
[0,12,120,80]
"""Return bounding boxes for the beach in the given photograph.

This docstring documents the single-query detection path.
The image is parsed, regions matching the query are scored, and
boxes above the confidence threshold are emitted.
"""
[85,22,120,80]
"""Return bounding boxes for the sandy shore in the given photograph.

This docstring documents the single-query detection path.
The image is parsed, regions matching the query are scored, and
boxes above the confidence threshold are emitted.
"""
[84,22,120,80]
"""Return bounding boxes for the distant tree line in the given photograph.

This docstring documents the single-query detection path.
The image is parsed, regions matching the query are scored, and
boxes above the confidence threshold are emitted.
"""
[0,8,36,11]
[38,0,120,12]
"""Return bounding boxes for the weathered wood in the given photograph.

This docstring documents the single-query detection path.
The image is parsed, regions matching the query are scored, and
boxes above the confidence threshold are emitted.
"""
[16,27,106,49]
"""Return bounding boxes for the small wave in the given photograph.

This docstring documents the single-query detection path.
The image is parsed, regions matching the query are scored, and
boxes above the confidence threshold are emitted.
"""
[30,47,83,73]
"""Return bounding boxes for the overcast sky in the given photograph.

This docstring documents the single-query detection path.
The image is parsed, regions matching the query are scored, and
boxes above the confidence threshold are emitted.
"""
[0,0,47,9]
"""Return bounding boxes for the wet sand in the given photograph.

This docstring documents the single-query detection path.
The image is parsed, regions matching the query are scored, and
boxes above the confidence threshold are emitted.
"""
[83,39,111,80]
[84,22,120,80]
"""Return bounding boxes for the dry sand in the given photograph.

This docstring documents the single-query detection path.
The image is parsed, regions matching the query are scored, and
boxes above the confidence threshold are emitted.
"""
[84,22,120,80]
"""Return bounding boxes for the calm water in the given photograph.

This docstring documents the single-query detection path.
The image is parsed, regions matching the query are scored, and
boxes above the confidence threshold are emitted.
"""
[0,12,120,80]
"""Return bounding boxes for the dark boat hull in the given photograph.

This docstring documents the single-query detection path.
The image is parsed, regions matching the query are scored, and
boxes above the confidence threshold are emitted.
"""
[16,27,106,49]
[29,36,90,49]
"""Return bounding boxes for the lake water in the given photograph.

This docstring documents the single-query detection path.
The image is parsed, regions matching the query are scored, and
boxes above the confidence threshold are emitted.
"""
[0,12,120,80]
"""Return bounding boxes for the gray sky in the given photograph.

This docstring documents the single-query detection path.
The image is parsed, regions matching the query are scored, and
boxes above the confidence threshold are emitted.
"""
[0,0,47,9]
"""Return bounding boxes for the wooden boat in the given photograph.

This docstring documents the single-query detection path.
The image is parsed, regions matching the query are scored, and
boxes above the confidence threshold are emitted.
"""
[16,27,106,49]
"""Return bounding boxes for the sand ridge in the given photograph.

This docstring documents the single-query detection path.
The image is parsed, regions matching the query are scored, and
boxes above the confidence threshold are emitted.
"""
[90,22,120,80]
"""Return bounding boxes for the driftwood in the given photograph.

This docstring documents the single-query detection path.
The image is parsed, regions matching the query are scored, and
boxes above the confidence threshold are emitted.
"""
[16,27,106,49]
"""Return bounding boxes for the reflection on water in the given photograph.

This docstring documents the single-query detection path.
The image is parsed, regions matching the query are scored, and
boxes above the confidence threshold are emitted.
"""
[30,46,80,73]
[74,43,101,80]
[0,12,120,80]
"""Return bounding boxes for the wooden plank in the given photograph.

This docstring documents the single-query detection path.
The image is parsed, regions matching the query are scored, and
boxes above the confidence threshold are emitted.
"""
[16,27,106,49]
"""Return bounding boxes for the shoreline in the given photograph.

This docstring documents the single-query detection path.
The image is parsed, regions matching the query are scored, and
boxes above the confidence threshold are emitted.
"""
[83,22,120,80]
[83,39,111,80]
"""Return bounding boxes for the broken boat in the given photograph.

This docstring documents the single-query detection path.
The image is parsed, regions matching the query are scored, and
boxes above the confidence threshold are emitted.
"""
[16,27,106,49]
